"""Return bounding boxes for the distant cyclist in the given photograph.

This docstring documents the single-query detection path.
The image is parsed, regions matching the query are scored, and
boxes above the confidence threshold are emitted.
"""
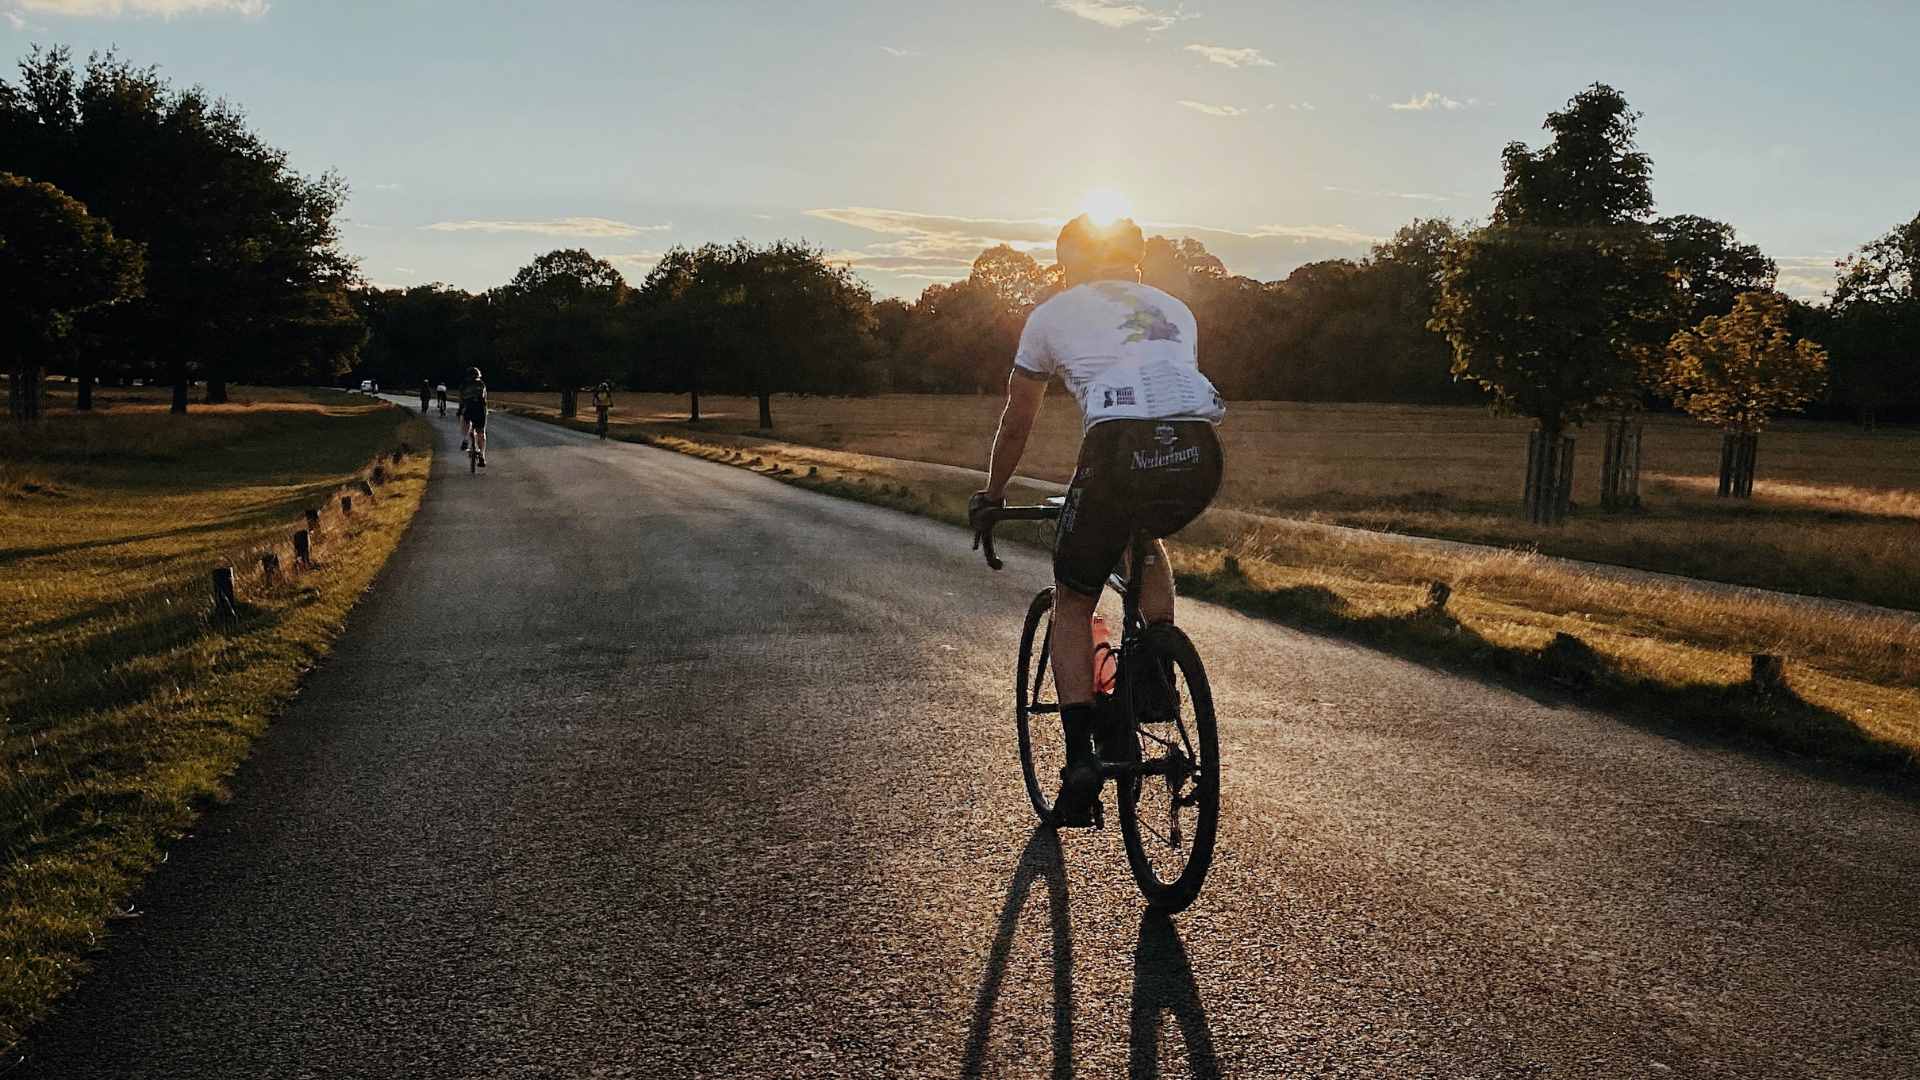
[436,382,448,417]
[592,381,612,439]
[968,214,1225,825]
[457,368,488,468]
[419,380,432,415]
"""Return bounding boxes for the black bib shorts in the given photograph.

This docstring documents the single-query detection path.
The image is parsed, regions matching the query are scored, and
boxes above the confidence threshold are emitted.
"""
[1053,419,1223,597]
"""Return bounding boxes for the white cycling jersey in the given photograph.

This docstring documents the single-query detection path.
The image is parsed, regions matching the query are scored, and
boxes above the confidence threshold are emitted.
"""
[1012,280,1225,433]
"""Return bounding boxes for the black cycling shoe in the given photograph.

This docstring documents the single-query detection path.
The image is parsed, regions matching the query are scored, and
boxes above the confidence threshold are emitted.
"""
[1052,759,1104,828]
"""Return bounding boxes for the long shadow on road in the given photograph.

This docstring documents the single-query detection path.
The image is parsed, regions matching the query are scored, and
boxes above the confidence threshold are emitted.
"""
[1129,913,1221,1080]
[960,828,1221,1079]
[962,828,1073,1079]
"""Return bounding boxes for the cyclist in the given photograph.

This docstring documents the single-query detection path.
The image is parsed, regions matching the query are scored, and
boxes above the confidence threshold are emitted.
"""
[436,382,448,417]
[592,381,613,439]
[457,367,489,468]
[419,380,432,415]
[969,214,1225,826]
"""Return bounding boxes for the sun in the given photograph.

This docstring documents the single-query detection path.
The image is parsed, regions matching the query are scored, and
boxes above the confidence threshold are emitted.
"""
[1077,187,1133,226]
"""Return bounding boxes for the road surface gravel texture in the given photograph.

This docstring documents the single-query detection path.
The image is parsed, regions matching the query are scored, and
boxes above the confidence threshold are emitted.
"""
[20,407,1919,1079]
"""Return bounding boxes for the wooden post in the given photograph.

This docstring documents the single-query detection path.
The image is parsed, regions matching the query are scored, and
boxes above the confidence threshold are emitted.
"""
[261,551,281,582]
[390,446,405,464]
[1425,581,1452,611]
[1751,653,1786,692]
[305,508,322,534]
[340,495,353,516]
[293,529,312,565]
[371,464,387,485]
[356,479,375,497]
[211,566,238,619]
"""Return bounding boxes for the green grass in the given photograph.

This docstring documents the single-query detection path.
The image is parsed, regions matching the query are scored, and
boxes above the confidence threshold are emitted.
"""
[505,399,1920,779]
[0,382,430,1050]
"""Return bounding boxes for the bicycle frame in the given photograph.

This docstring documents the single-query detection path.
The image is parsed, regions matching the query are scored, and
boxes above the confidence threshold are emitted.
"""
[976,508,1174,782]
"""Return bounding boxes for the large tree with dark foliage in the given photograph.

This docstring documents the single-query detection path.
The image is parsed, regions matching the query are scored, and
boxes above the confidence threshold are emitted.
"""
[0,173,143,420]
[0,47,359,411]
[497,249,628,417]
[1828,212,1920,427]
[1433,83,1677,522]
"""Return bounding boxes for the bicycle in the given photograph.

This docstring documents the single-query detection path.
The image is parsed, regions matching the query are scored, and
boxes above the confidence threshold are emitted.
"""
[974,499,1220,913]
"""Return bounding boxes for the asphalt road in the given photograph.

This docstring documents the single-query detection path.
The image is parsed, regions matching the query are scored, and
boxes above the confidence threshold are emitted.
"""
[21,406,1920,1078]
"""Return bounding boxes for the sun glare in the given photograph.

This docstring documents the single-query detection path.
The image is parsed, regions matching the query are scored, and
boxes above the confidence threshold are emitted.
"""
[1078,187,1133,226]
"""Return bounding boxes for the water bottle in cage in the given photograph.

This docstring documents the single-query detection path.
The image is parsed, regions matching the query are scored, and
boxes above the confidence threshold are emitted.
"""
[1091,612,1118,695]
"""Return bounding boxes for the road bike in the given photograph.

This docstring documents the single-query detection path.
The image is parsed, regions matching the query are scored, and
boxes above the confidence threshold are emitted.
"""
[974,499,1220,913]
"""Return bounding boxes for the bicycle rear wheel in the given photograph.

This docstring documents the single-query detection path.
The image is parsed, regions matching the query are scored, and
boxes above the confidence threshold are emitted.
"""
[1116,623,1219,913]
[1014,587,1068,825]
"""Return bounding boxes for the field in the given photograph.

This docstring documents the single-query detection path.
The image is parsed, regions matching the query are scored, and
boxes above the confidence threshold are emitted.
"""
[495,393,1920,612]
[0,382,429,1048]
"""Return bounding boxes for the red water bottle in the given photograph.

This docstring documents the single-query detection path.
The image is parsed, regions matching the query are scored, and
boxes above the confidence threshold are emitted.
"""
[1090,613,1118,695]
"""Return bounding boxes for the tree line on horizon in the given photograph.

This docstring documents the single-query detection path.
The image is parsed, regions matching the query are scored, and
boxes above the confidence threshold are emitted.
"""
[3,47,1916,510]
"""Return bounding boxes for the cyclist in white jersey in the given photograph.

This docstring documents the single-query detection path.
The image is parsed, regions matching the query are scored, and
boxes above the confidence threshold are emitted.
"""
[970,214,1226,825]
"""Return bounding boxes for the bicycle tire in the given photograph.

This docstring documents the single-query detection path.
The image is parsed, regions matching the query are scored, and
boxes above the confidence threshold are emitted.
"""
[1014,586,1065,825]
[1116,622,1219,913]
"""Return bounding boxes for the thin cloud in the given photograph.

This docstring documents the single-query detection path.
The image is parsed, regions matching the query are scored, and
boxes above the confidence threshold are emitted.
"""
[19,0,267,15]
[878,45,921,57]
[1184,44,1272,68]
[423,217,671,239]
[606,251,666,274]
[1774,255,1842,301]
[1177,99,1246,118]
[1390,91,1468,112]
[1289,102,1316,112]
[371,183,404,192]
[1322,185,1460,203]
[1050,0,1193,32]
[809,204,1383,296]
[5,10,28,28]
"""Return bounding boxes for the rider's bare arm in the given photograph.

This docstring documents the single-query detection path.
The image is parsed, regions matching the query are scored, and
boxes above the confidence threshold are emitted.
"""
[984,371,1045,501]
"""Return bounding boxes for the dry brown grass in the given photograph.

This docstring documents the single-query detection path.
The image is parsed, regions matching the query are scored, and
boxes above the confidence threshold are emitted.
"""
[497,393,1920,611]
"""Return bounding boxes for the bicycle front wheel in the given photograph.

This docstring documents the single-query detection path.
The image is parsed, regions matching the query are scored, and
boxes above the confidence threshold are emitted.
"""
[1014,587,1068,825]
[1116,622,1219,913]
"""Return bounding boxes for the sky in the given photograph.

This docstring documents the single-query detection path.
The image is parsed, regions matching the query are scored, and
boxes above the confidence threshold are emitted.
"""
[6,0,1917,300]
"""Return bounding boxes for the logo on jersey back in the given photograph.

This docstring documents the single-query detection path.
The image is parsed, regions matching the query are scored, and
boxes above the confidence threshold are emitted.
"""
[1095,283,1183,344]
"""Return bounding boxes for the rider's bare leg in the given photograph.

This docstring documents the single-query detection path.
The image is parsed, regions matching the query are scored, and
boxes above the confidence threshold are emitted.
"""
[1121,539,1176,625]
[1050,583,1096,707]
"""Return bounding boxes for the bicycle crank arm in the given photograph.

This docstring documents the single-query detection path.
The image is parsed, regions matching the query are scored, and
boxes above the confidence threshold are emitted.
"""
[1100,756,1189,780]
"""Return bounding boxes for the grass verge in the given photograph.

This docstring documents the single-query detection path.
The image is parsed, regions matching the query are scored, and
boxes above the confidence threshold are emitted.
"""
[511,403,1919,779]
[0,385,430,1050]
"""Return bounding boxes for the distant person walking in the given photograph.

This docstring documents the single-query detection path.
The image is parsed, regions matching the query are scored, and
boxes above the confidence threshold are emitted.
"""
[593,381,613,439]
[419,380,432,415]
[458,368,488,468]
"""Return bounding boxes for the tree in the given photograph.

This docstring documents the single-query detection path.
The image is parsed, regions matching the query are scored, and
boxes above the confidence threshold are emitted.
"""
[1435,83,1675,523]
[968,244,1052,313]
[1829,212,1920,427]
[497,248,628,416]
[1658,291,1828,496]
[1,47,358,412]
[1141,236,1226,300]
[0,173,143,421]
[1652,214,1777,328]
